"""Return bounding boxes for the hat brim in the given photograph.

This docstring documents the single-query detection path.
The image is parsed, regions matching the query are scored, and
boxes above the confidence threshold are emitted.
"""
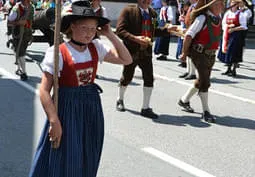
[192,0,222,14]
[60,15,110,33]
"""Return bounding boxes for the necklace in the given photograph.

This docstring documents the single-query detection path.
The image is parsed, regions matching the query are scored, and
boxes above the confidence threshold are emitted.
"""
[70,38,87,46]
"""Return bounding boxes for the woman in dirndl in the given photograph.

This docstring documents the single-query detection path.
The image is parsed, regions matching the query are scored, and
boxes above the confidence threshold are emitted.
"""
[217,0,247,77]
[28,1,132,177]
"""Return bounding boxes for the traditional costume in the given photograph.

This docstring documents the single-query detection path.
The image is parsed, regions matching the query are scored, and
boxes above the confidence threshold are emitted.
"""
[29,1,110,176]
[178,0,224,123]
[116,3,170,119]
[7,0,34,80]
[217,0,247,76]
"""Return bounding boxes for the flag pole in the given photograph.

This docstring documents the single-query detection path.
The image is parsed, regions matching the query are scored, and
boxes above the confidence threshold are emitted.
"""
[53,0,61,113]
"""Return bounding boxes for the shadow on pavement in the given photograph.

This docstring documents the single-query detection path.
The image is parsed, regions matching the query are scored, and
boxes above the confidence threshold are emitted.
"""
[211,77,239,84]
[0,78,36,177]
[216,116,255,130]
[153,114,211,128]
[26,52,45,63]
[0,52,14,56]
[97,76,140,86]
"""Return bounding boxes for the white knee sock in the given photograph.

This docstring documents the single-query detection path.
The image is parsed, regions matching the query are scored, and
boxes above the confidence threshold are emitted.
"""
[118,86,127,101]
[181,86,198,103]
[189,58,196,75]
[142,87,153,109]
[198,92,210,112]
[186,58,190,73]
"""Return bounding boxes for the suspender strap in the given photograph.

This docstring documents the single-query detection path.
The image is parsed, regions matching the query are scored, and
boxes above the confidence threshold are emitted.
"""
[204,16,221,49]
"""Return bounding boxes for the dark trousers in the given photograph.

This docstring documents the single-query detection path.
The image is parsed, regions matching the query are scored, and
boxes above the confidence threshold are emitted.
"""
[190,48,215,92]
[120,51,154,87]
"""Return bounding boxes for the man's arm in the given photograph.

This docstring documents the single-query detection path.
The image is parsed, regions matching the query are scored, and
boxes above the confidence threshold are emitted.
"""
[116,7,137,43]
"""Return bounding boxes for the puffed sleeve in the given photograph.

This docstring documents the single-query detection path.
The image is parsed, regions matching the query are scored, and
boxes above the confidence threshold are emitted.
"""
[92,39,111,63]
[185,14,206,38]
[41,46,64,76]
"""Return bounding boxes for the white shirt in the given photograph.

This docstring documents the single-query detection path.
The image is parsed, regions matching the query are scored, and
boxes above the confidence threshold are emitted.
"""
[185,14,206,38]
[42,39,110,75]
[241,8,252,22]
[186,11,222,39]
[222,10,248,30]
[159,6,173,22]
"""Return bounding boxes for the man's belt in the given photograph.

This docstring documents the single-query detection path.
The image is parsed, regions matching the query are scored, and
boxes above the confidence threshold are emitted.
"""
[192,44,216,56]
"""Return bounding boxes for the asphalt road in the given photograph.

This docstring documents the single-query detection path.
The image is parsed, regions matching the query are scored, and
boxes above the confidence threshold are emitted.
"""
[0,17,254,177]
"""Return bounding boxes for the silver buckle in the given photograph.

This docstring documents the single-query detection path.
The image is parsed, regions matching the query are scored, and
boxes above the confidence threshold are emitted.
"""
[195,44,204,53]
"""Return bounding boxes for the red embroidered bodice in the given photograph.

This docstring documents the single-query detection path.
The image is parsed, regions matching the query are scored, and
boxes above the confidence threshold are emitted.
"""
[59,43,99,87]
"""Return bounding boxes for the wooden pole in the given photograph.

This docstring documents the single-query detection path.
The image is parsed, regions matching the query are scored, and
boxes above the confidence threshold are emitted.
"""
[53,0,61,113]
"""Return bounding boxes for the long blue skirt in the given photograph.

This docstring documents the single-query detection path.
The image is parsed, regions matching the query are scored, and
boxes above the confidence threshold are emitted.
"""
[29,84,104,177]
[218,31,244,64]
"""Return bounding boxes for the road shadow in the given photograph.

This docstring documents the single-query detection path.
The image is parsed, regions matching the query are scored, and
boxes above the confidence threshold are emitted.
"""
[125,109,210,128]
[244,40,255,49]
[155,57,180,63]
[211,77,239,84]
[0,78,35,177]
[97,75,140,86]
[215,116,255,130]
[153,114,211,128]
[233,73,255,80]
[0,52,14,56]
[125,108,141,116]
[26,52,45,63]
[26,75,42,85]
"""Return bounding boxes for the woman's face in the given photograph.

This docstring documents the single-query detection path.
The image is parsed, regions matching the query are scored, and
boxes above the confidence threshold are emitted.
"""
[230,1,239,11]
[71,18,98,44]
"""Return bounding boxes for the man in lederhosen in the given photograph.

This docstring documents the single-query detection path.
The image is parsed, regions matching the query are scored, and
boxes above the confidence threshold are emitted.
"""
[115,0,176,119]
[8,0,34,81]
[178,0,224,123]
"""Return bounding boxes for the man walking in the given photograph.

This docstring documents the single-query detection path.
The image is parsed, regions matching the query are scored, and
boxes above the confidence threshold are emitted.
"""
[115,0,175,119]
[178,0,224,122]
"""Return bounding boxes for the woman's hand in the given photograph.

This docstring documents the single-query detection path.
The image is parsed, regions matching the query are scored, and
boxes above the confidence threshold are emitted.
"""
[48,118,62,149]
[97,23,113,37]
[228,27,235,33]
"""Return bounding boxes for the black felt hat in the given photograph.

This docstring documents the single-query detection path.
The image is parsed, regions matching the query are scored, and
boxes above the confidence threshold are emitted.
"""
[61,0,110,33]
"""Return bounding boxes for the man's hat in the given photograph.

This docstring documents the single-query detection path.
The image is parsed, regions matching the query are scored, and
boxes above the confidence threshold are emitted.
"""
[192,0,224,14]
[61,0,110,33]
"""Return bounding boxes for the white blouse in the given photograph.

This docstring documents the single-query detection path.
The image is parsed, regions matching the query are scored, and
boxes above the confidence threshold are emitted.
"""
[222,10,248,30]
[41,39,110,75]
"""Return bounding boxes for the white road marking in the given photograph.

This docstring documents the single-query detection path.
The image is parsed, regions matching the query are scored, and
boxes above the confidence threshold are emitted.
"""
[0,68,39,95]
[142,147,216,177]
[1,67,254,105]
[154,73,255,105]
